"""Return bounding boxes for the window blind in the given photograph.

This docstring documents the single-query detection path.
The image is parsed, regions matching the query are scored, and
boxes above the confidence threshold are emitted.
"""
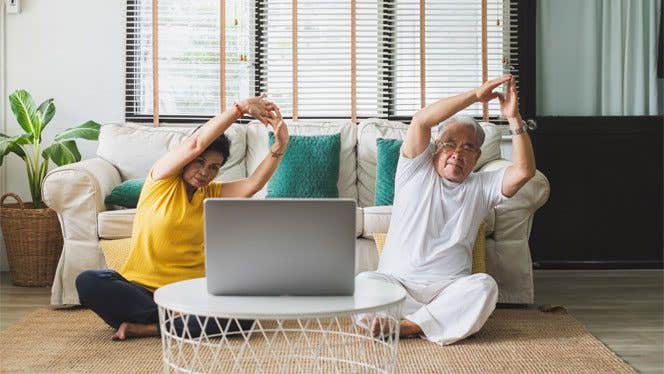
[127,0,518,122]
[393,0,517,117]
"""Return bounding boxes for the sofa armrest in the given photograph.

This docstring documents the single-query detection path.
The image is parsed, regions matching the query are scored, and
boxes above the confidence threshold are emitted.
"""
[42,157,121,306]
[478,159,550,216]
[477,159,550,304]
[43,157,121,215]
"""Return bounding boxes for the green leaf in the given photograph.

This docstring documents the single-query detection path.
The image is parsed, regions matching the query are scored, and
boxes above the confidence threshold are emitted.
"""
[36,99,56,131]
[54,121,101,142]
[42,140,81,166]
[9,90,40,138]
[0,133,29,166]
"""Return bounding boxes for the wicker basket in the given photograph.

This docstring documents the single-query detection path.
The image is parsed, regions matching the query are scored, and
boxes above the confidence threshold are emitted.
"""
[0,193,63,287]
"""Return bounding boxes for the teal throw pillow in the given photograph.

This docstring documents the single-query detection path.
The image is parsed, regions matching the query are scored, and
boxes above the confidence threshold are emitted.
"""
[375,138,403,206]
[267,132,341,198]
[105,178,145,208]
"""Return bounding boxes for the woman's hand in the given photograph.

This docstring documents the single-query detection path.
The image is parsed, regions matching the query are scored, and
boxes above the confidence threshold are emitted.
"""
[268,107,289,154]
[238,93,278,125]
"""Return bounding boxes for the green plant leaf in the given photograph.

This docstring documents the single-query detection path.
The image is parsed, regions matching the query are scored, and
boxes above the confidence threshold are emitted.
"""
[0,133,29,166]
[42,140,81,166]
[9,90,40,138]
[36,98,56,132]
[54,120,101,142]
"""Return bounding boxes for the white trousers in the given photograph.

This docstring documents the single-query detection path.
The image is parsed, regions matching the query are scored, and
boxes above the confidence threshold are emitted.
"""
[356,271,498,346]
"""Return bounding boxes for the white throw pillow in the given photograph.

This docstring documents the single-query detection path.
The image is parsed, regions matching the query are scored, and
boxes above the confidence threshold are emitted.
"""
[96,122,247,182]
[356,118,502,207]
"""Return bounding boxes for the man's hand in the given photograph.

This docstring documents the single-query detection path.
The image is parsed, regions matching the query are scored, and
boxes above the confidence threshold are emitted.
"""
[474,74,512,102]
[238,93,278,125]
[498,76,520,120]
[267,107,289,154]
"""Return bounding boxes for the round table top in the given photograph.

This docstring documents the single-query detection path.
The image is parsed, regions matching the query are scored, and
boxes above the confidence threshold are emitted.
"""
[154,277,406,319]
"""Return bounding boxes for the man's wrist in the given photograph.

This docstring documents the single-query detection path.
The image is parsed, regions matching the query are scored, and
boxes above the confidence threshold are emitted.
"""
[507,115,523,128]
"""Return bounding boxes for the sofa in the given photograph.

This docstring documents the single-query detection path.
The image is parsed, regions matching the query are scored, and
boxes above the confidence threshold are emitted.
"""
[42,119,550,307]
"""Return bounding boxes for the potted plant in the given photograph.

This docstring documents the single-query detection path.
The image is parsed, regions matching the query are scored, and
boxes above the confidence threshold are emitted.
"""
[0,89,100,286]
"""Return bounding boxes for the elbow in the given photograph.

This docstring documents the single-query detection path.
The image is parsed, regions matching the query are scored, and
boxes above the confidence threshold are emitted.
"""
[411,113,426,128]
[518,167,536,185]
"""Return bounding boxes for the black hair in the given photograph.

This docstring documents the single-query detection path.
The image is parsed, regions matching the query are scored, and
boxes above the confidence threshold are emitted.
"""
[193,125,231,166]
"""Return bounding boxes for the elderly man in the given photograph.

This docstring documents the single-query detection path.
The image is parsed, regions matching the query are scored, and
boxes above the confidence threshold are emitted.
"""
[358,74,536,345]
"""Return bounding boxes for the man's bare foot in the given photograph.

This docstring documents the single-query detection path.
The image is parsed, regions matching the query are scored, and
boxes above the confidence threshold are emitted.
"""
[112,322,159,340]
[371,317,422,338]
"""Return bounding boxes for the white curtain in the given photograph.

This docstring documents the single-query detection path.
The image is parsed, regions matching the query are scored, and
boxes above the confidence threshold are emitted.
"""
[537,0,663,115]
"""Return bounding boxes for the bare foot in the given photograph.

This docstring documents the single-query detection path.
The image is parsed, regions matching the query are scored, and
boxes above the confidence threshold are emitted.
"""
[112,322,159,340]
[370,317,423,338]
[399,319,423,338]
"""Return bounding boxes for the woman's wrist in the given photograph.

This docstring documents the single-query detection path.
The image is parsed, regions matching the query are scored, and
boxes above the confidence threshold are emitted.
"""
[270,144,287,154]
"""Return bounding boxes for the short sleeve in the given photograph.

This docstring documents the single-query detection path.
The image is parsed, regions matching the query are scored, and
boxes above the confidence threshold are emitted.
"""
[394,144,433,191]
[477,167,509,209]
[205,181,223,198]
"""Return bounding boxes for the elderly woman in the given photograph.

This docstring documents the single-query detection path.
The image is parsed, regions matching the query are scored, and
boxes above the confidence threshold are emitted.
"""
[76,95,289,340]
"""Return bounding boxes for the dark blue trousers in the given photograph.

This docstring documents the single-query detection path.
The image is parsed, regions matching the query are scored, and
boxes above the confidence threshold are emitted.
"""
[76,270,253,337]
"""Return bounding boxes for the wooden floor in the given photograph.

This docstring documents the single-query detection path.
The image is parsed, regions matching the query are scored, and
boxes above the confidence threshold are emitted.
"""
[1,270,662,373]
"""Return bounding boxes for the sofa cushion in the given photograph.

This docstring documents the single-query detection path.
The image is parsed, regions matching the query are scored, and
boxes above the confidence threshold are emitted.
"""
[361,205,392,238]
[267,133,341,198]
[357,118,502,207]
[246,120,358,200]
[96,122,247,182]
[361,205,494,239]
[99,207,364,239]
[98,209,135,239]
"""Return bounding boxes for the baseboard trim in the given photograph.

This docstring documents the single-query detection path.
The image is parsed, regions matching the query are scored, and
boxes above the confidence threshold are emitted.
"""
[533,261,664,270]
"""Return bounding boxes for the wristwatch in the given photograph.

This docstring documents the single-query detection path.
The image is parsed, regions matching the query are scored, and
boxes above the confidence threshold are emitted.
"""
[509,119,537,135]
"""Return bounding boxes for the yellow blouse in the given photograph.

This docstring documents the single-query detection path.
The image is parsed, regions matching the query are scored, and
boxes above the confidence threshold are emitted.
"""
[120,172,222,291]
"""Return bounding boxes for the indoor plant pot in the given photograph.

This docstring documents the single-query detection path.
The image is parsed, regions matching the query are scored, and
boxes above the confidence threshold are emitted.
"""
[0,193,63,286]
[0,90,99,286]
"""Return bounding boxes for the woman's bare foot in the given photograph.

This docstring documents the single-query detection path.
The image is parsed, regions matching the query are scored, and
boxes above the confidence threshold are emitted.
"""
[112,322,158,340]
[371,317,422,338]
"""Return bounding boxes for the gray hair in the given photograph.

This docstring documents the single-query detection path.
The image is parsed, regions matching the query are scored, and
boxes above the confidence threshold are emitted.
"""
[438,115,485,148]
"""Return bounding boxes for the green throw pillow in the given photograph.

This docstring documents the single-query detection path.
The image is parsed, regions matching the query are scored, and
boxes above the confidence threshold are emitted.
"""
[375,138,403,206]
[267,132,341,198]
[105,178,145,208]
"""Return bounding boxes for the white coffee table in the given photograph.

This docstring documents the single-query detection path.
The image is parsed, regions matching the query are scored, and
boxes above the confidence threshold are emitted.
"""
[154,277,406,373]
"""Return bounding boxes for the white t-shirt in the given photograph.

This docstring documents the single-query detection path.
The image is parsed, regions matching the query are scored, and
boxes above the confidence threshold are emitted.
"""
[377,146,509,285]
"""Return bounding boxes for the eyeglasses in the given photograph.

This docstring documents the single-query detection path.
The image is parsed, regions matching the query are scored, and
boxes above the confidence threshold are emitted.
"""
[437,142,479,156]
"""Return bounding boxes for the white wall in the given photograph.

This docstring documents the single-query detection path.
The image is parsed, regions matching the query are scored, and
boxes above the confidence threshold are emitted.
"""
[1,1,125,271]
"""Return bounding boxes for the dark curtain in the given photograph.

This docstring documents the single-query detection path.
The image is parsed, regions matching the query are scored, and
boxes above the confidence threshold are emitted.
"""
[658,0,663,78]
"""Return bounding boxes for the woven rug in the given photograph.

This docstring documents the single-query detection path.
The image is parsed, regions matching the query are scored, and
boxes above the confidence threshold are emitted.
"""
[0,307,634,373]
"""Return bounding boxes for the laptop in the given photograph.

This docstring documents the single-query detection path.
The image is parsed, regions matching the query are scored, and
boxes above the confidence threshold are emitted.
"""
[204,198,356,296]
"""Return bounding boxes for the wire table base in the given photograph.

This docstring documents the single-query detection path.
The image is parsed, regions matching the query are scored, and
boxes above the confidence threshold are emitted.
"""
[158,304,403,373]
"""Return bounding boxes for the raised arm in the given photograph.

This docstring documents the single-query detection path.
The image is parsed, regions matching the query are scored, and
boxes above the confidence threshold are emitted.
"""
[498,77,536,197]
[220,108,289,198]
[151,95,276,181]
[403,75,512,159]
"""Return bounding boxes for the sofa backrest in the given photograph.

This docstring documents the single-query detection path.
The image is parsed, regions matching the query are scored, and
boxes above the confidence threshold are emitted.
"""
[96,122,247,182]
[245,119,358,200]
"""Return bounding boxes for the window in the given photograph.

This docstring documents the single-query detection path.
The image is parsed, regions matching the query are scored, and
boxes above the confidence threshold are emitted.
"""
[126,0,519,122]
[125,0,252,121]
